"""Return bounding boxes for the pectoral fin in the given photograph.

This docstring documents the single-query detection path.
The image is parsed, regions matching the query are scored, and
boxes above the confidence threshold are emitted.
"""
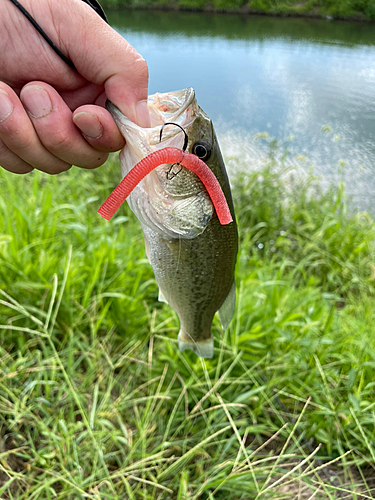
[218,281,236,331]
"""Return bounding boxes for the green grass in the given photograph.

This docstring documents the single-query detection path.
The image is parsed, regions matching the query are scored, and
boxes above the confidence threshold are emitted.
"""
[1,146,375,499]
[101,0,375,20]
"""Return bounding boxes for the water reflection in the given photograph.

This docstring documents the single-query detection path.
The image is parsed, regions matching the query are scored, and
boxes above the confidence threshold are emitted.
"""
[107,10,375,209]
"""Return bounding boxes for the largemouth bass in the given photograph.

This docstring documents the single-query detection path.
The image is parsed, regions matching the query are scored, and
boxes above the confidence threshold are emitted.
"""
[107,88,238,358]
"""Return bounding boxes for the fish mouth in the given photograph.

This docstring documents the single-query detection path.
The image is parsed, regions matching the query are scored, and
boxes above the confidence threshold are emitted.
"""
[106,88,213,240]
[106,88,198,149]
[147,87,197,131]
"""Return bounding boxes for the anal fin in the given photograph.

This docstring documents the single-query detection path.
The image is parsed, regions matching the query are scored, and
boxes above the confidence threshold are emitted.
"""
[218,281,236,331]
[158,288,168,304]
[144,237,151,264]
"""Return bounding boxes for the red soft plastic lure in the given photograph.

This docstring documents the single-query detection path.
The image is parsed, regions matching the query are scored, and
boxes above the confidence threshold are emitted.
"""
[98,147,233,225]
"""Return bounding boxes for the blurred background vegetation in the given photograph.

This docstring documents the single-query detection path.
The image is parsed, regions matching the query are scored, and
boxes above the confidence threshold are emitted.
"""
[100,0,375,21]
[1,145,375,497]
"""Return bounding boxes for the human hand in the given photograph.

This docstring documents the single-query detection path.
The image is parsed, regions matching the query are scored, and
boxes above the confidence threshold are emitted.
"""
[0,0,150,174]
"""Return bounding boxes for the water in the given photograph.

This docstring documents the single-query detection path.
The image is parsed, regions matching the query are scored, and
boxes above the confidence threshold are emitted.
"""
[107,10,375,209]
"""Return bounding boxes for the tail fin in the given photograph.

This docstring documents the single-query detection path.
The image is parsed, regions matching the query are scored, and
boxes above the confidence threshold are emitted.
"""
[178,330,214,359]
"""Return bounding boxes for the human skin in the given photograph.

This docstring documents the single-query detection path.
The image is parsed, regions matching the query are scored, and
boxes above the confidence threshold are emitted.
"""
[0,0,150,174]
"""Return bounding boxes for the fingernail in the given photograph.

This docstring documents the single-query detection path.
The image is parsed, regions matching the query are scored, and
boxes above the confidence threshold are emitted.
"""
[135,100,151,128]
[21,85,52,118]
[0,90,14,122]
[73,112,103,139]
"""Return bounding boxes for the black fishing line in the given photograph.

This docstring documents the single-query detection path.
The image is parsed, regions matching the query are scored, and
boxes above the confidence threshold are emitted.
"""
[159,122,189,152]
[6,0,108,71]
[160,122,189,179]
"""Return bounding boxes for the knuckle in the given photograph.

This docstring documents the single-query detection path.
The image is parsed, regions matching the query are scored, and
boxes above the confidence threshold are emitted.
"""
[0,158,33,175]
[49,167,72,175]
[16,166,34,174]
[10,136,35,156]
[2,164,34,174]
[0,139,8,155]
[37,162,72,175]
[43,130,71,151]
[76,152,108,169]
[0,121,37,156]
[134,57,149,80]
[0,140,32,174]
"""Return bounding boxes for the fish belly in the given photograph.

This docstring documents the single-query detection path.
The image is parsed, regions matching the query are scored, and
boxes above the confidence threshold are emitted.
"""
[142,216,237,357]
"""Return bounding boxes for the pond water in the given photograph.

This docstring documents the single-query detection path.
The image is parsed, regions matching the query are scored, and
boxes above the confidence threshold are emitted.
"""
[107,10,375,209]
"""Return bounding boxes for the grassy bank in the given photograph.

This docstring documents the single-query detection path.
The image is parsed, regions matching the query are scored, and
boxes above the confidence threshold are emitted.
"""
[100,0,375,21]
[1,149,375,498]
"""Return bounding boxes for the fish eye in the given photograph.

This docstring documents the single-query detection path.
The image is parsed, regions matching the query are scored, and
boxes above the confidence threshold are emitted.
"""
[192,141,211,161]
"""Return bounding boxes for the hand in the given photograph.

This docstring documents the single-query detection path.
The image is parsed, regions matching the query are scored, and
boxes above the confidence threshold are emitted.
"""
[0,0,150,174]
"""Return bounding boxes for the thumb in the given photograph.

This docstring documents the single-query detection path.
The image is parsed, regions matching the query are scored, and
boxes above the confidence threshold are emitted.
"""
[58,0,150,126]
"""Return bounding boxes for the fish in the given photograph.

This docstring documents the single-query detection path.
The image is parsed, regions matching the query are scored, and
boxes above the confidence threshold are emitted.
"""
[107,88,238,358]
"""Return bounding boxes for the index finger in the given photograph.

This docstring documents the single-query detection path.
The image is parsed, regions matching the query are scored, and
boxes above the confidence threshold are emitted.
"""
[58,1,150,127]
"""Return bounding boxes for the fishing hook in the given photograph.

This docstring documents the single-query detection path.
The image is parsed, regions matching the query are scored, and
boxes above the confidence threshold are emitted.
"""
[166,163,183,180]
[159,122,189,153]
[159,123,188,179]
